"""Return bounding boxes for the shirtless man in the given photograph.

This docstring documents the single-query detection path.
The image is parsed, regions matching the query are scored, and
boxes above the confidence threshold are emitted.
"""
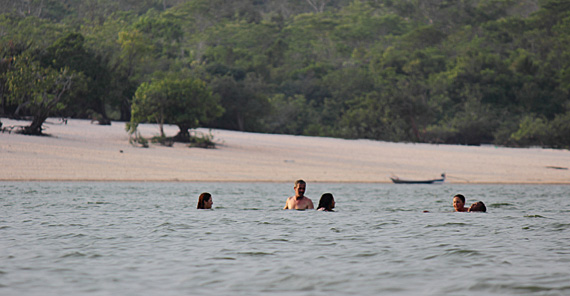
[283,179,314,210]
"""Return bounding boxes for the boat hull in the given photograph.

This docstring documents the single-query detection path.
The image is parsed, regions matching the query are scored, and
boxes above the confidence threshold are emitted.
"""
[390,173,446,184]
[390,178,445,184]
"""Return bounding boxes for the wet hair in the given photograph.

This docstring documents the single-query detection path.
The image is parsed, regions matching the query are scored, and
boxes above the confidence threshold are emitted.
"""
[468,201,487,212]
[454,194,465,203]
[294,179,306,187]
[317,193,334,211]
[197,192,211,209]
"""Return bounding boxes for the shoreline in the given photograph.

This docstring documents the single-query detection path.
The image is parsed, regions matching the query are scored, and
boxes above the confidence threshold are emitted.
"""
[1,118,569,184]
[1,179,569,185]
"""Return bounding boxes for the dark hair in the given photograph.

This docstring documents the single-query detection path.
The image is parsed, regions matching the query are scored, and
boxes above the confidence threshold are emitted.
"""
[317,193,334,211]
[197,192,211,209]
[468,201,487,212]
[295,179,306,187]
[454,194,465,203]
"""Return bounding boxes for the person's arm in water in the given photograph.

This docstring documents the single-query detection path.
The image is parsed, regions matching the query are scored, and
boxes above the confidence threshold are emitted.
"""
[283,197,292,209]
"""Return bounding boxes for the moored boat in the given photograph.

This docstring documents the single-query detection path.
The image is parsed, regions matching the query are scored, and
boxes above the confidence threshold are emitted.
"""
[390,173,445,184]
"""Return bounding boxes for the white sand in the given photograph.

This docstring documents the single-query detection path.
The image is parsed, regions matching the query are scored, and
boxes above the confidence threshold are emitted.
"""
[1,118,569,183]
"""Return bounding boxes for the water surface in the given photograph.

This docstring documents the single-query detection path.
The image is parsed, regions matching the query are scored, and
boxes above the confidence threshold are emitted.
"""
[1,182,569,295]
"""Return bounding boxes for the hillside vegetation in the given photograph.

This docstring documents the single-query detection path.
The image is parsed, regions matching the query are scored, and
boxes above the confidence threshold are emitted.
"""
[1,0,569,148]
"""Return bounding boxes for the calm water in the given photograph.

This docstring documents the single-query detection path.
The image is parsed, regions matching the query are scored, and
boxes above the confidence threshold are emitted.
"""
[1,182,569,296]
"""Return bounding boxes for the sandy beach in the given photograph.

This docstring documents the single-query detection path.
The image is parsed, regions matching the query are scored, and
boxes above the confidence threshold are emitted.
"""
[1,118,569,183]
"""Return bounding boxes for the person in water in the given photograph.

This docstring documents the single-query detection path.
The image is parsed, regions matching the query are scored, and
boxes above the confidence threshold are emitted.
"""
[468,201,487,212]
[197,192,213,209]
[317,193,335,211]
[284,179,314,210]
[453,194,468,212]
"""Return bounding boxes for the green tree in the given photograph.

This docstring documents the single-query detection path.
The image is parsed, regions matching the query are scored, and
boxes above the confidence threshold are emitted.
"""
[80,11,137,121]
[1,41,31,115]
[339,91,395,140]
[263,93,320,135]
[41,32,112,123]
[3,53,82,135]
[210,72,270,131]
[128,74,224,142]
[115,28,154,120]
[547,110,570,148]
[0,14,65,48]
[133,10,184,59]
[509,114,548,146]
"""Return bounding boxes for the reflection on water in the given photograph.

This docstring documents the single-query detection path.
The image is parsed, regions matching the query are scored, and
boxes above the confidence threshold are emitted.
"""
[1,182,569,295]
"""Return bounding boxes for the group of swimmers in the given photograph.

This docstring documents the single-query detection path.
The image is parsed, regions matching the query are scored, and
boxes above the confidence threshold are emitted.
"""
[196,179,335,211]
[453,194,487,212]
[196,179,486,213]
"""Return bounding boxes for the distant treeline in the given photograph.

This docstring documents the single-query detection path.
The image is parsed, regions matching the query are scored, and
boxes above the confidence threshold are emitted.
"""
[1,0,569,148]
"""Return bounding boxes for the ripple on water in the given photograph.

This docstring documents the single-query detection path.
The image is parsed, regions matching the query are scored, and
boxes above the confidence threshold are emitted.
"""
[60,251,87,258]
[424,222,469,228]
[524,214,547,218]
[490,202,514,208]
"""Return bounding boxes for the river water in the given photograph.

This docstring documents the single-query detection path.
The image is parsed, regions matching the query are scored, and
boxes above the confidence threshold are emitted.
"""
[1,182,569,296]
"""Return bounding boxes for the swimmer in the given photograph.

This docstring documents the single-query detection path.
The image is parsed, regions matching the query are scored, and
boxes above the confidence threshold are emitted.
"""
[453,194,468,212]
[468,201,487,212]
[197,192,213,209]
[283,179,314,210]
[317,193,335,212]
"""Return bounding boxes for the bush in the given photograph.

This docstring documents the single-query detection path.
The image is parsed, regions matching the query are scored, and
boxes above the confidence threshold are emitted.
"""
[546,112,570,149]
[423,124,458,144]
[509,115,548,147]
[188,130,217,149]
[151,135,174,147]
[128,132,149,148]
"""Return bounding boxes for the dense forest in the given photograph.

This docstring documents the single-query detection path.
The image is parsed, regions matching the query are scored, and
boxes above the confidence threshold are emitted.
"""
[1,0,569,148]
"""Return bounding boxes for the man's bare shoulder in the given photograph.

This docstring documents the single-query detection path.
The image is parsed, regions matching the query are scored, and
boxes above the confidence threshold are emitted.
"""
[306,197,314,209]
[283,196,294,209]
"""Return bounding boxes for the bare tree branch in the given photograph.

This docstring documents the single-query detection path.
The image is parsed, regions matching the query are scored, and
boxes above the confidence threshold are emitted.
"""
[305,0,330,13]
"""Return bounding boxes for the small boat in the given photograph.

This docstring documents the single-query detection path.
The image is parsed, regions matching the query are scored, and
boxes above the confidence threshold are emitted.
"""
[390,173,446,184]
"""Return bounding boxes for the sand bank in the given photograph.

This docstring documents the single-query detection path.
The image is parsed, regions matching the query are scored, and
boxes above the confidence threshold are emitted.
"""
[1,118,569,183]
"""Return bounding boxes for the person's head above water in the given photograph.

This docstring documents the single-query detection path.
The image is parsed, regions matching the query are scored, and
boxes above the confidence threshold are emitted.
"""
[197,192,213,209]
[468,201,486,212]
[284,179,314,210]
[294,179,306,199]
[317,193,335,211]
[453,194,468,212]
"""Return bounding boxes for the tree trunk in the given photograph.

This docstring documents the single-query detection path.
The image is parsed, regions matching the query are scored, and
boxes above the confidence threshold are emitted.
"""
[120,97,131,121]
[93,94,110,125]
[37,0,44,18]
[409,113,420,142]
[26,115,48,135]
[0,88,5,116]
[174,125,190,142]
[159,107,165,137]
[305,0,330,13]
[237,114,244,131]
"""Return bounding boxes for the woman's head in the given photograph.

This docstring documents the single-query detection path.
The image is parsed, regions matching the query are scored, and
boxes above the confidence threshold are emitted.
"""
[453,194,466,212]
[317,193,335,211]
[197,192,213,209]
